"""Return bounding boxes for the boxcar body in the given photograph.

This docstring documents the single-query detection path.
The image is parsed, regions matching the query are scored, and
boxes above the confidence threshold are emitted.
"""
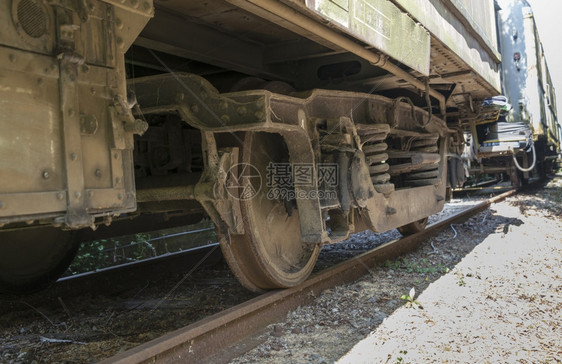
[463,0,560,185]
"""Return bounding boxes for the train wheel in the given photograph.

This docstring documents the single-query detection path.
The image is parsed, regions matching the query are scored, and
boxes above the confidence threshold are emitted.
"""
[0,227,78,292]
[220,132,321,291]
[397,217,429,236]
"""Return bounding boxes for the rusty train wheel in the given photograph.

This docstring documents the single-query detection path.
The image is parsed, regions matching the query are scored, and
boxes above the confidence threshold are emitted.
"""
[220,132,320,291]
[397,217,429,236]
[0,227,78,292]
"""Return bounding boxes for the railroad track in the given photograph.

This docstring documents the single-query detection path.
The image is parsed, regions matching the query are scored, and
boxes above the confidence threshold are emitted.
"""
[53,243,222,298]
[100,188,517,364]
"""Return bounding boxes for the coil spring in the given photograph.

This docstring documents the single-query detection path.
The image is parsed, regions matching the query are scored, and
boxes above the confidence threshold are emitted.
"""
[403,136,441,187]
[357,124,394,194]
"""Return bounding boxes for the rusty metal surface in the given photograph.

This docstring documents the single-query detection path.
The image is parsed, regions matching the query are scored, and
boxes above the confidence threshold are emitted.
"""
[100,188,516,364]
[391,0,500,93]
[302,0,431,75]
[0,0,153,228]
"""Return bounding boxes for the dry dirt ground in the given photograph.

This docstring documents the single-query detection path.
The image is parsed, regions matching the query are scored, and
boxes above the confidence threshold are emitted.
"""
[232,178,562,364]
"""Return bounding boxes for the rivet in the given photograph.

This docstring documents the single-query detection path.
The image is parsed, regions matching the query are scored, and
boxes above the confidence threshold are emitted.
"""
[42,171,50,179]
[237,106,247,116]
[254,111,265,120]
[190,104,199,113]
[116,37,124,48]
[57,192,64,200]
[74,191,81,199]
[87,191,93,198]
[81,64,89,73]
[70,153,77,161]
[90,88,96,95]
[115,18,124,30]
[143,1,150,10]
[0,201,4,209]
[9,54,16,63]
[37,78,44,86]
[117,193,123,200]
[115,177,122,184]
[221,115,230,123]
[114,153,119,159]
[95,169,102,177]
[68,108,75,117]
[130,0,139,8]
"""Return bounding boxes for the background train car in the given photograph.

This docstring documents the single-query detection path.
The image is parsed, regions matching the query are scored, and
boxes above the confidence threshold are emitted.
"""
[0,0,504,291]
[460,0,561,187]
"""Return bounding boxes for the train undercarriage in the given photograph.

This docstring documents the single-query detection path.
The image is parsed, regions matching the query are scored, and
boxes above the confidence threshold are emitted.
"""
[0,0,504,291]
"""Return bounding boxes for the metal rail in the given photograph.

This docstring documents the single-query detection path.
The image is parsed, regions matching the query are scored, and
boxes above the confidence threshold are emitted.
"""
[49,244,220,303]
[101,188,516,364]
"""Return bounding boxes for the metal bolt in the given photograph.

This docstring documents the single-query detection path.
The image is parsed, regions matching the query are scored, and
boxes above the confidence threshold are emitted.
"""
[42,171,50,179]
[74,191,81,199]
[95,169,102,177]
[81,64,89,73]
[254,111,265,120]
[70,153,77,161]
[114,153,119,159]
[116,37,124,48]
[115,177,122,184]
[117,193,123,200]
[87,191,93,198]
[9,54,16,63]
[221,115,230,123]
[90,88,96,95]
[237,106,247,116]
[68,108,75,117]
[190,104,199,113]
[57,192,64,200]
[115,18,123,29]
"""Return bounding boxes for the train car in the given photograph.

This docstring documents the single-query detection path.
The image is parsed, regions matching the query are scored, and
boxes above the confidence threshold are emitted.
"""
[460,0,561,186]
[0,0,503,292]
